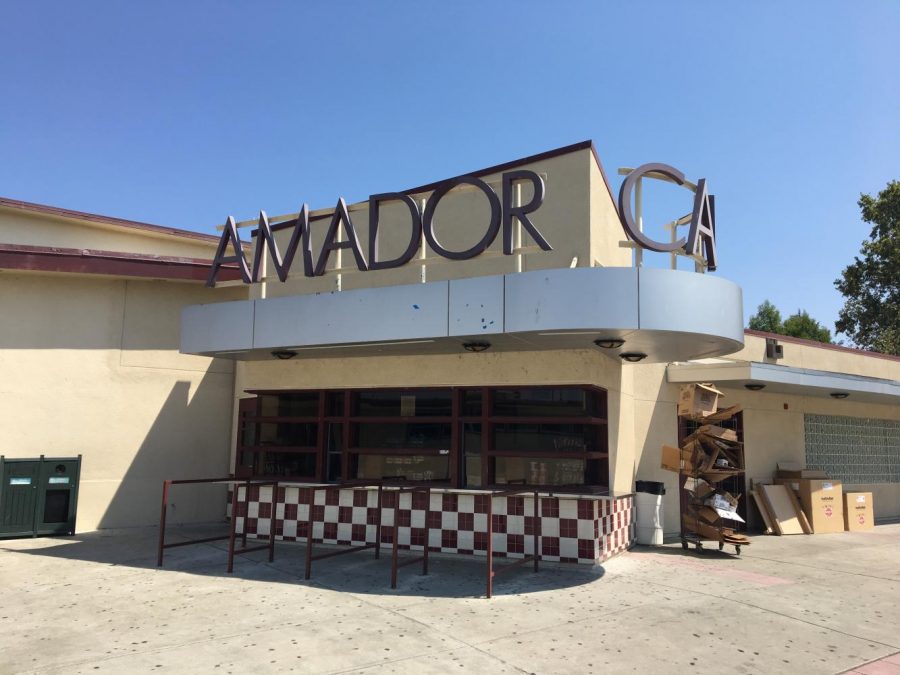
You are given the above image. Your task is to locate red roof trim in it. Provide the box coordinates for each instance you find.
[0,243,240,282]
[744,329,900,363]
[0,196,221,244]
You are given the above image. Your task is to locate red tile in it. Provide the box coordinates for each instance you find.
[284,503,298,520]
[441,530,458,549]
[442,493,458,512]
[508,497,524,515]
[312,505,325,522]
[412,491,429,510]
[524,516,537,536]
[541,536,560,557]
[474,531,488,551]
[577,499,594,519]
[457,512,474,531]
[559,518,578,538]
[491,514,507,534]
[338,506,353,523]
[248,485,260,501]
[474,494,490,513]
[541,498,559,517]
[258,503,272,519]
[297,522,309,538]
[380,529,393,544]
[323,522,337,540]
[351,524,367,542]
[410,527,426,547]
[353,490,368,507]
[298,488,311,504]
[577,538,595,559]
[366,507,380,525]
[382,492,397,508]
[427,511,442,529]
[246,518,258,535]
[277,486,286,502]
[325,488,340,506]
[507,534,524,553]
[397,509,411,527]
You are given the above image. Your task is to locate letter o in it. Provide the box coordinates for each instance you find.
[423,176,502,260]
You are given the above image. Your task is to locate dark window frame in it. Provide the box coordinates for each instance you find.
[237,385,608,491]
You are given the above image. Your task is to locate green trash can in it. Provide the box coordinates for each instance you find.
[0,455,81,538]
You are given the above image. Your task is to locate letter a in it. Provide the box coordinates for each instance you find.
[206,216,251,287]
[314,198,369,276]
[684,179,717,272]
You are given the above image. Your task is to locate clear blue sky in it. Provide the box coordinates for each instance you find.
[2,2,898,337]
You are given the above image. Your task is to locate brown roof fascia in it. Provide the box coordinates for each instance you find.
[744,328,900,363]
[0,196,222,245]
[260,139,617,236]
[0,243,241,283]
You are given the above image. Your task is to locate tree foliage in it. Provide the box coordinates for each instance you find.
[835,181,900,355]
[783,310,832,343]
[748,300,783,333]
[748,300,832,343]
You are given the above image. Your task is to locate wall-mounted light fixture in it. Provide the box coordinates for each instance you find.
[271,349,298,360]
[620,352,647,363]
[463,341,491,353]
[744,383,766,391]
[830,392,849,399]
[594,338,625,349]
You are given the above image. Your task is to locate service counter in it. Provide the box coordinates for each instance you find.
[234,484,634,564]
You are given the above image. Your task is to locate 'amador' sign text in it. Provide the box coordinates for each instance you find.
[206,162,717,287]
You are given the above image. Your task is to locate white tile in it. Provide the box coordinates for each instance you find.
[283,520,297,538]
[474,513,487,532]
[458,494,474,513]
[559,499,578,519]
[324,505,339,522]
[541,518,559,537]
[458,530,474,550]
[338,490,354,506]
[248,502,259,519]
[441,511,458,529]
[428,529,442,547]
[411,510,425,528]
[577,519,594,539]
[312,522,324,540]
[507,515,525,535]
[337,523,352,541]
[559,538,578,559]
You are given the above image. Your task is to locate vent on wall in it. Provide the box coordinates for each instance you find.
[765,337,783,360]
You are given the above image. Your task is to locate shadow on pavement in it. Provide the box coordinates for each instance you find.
[1,522,608,599]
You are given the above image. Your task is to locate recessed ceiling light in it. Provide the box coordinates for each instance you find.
[594,338,626,349]
[620,352,647,363]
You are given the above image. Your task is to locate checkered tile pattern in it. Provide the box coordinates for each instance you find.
[233,486,634,565]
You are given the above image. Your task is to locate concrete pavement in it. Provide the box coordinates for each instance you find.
[1,524,898,674]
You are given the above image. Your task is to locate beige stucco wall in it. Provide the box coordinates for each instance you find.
[0,271,243,532]
[0,206,220,260]
[248,147,630,299]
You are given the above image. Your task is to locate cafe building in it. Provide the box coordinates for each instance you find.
[2,140,898,562]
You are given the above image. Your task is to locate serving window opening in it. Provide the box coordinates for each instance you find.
[236,385,608,492]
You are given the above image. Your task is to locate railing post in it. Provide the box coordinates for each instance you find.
[533,490,540,572]
[157,480,171,567]
[304,487,315,580]
[423,487,430,576]
[375,484,383,560]
[486,492,494,599]
[227,482,239,573]
[241,480,250,549]
[269,481,278,563]
[391,489,399,589]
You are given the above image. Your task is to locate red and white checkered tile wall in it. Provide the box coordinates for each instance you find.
[233,486,633,564]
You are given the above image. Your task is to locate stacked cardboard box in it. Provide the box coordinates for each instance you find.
[753,462,859,534]
[664,385,750,553]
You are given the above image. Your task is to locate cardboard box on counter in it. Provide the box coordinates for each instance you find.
[677,383,723,420]
[844,492,874,531]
